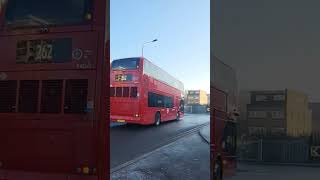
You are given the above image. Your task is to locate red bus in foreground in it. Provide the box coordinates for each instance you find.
[110,57,184,126]
[0,0,109,179]
[211,57,239,180]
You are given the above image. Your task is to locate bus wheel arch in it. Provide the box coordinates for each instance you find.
[154,111,161,126]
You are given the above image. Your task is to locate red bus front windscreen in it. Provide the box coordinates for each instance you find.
[111,58,140,70]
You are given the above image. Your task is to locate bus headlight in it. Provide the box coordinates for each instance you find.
[134,114,139,117]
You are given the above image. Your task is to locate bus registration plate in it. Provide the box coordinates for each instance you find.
[117,120,125,123]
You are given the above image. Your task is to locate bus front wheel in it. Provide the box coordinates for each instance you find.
[154,112,161,126]
[176,112,180,121]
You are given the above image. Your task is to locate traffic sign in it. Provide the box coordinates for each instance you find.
[311,146,320,157]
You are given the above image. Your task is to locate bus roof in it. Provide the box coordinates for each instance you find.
[142,58,184,92]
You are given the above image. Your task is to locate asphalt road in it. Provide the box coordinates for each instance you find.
[110,113,210,169]
[228,163,320,180]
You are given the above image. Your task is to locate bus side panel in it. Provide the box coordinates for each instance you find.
[143,75,182,123]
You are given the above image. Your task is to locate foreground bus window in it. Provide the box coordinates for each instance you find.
[110,57,185,126]
[0,0,109,179]
[6,0,92,28]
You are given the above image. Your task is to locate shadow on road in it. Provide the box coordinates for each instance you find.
[111,119,180,130]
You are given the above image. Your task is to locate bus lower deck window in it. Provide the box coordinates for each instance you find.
[116,87,122,97]
[110,87,115,97]
[123,87,129,97]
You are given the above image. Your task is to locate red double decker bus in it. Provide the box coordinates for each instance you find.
[211,57,239,180]
[0,0,109,179]
[110,57,184,126]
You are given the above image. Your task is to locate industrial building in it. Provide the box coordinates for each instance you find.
[186,90,208,105]
[185,90,208,113]
[246,89,312,137]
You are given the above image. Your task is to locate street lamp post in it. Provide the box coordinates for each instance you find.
[142,39,158,57]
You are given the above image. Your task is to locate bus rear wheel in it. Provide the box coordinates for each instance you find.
[154,112,161,126]
[214,160,222,180]
[176,112,180,121]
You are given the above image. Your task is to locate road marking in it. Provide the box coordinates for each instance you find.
[110,122,209,174]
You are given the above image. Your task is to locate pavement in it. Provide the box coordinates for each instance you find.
[109,116,320,179]
[237,160,320,168]
[110,114,210,180]
[199,124,210,144]
[227,163,320,180]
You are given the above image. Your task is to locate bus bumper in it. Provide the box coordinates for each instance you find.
[0,169,97,180]
[111,115,147,124]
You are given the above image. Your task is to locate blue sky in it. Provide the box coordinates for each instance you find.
[111,0,210,93]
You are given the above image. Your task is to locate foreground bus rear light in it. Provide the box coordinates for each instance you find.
[76,166,97,175]
[134,114,139,117]
[82,166,90,174]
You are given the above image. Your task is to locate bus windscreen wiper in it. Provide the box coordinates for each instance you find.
[7,15,52,28]
[27,15,52,26]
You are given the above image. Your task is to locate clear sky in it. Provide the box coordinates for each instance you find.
[111,0,210,93]
[214,0,320,102]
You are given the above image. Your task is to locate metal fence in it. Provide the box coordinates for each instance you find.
[310,132,320,161]
[240,138,310,163]
[184,105,208,114]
